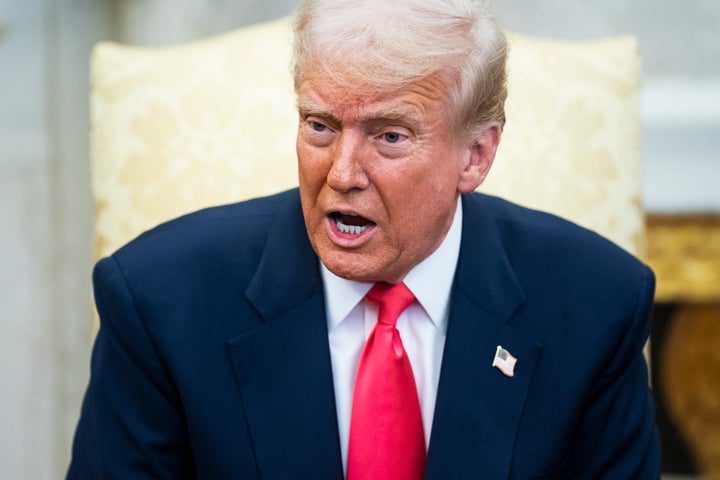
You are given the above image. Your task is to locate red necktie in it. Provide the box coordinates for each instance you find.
[347,282,426,480]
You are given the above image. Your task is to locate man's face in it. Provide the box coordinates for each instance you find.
[296,69,497,284]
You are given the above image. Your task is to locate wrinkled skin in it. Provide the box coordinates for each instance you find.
[296,71,500,283]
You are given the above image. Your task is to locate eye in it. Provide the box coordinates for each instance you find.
[302,118,335,147]
[310,121,328,132]
[377,130,409,146]
[383,132,402,143]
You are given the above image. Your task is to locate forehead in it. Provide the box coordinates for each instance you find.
[296,73,451,125]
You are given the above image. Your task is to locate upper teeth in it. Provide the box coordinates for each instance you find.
[336,218,368,235]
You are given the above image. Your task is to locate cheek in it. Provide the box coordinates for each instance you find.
[398,160,462,206]
[297,146,326,189]
[387,165,460,235]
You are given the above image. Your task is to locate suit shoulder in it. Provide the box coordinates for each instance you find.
[117,189,296,252]
[466,193,655,364]
[105,189,300,278]
[466,192,652,289]
[469,193,638,259]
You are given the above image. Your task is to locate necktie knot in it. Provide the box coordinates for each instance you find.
[365,282,415,328]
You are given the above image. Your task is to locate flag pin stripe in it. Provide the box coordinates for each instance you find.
[492,345,517,377]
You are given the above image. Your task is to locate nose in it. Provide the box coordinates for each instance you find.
[327,131,370,193]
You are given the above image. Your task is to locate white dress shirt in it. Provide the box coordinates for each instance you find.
[321,201,463,472]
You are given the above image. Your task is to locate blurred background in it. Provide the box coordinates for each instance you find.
[1,0,718,478]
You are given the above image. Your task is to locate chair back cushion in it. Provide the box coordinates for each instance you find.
[91,18,643,259]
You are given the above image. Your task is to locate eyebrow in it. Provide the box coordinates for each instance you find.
[297,97,424,126]
[297,98,332,119]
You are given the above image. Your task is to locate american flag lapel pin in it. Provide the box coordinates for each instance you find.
[492,345,517,377]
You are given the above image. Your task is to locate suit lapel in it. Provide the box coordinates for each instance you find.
[227,192,344,479]
[426,194,543,479]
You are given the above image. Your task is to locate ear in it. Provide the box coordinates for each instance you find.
[457,125,501,193]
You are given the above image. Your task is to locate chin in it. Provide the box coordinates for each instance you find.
[323,256,408,284]
[323,260,373,283]
[318,250,376,283]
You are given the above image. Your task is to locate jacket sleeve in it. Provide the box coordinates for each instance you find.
[566,265,661,479]
[67,256,194,479]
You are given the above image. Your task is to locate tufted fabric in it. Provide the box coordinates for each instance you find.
[90,18,643,260]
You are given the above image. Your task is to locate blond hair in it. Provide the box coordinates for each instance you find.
[292,0,508,139]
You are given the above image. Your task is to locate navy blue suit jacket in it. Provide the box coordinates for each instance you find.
[68,189,660,479]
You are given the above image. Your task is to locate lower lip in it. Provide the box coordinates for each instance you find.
[325,216,377,247]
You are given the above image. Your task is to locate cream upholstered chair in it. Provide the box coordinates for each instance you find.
[90,17,644,263]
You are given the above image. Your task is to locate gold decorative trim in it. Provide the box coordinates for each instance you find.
[646,215,720,303]
[660,304,720,479]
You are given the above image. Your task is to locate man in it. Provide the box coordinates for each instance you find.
[68,0,661,478]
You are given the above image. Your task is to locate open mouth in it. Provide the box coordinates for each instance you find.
[329,212,376,235]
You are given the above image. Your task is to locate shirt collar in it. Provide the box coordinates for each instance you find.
[321,200,462,334]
